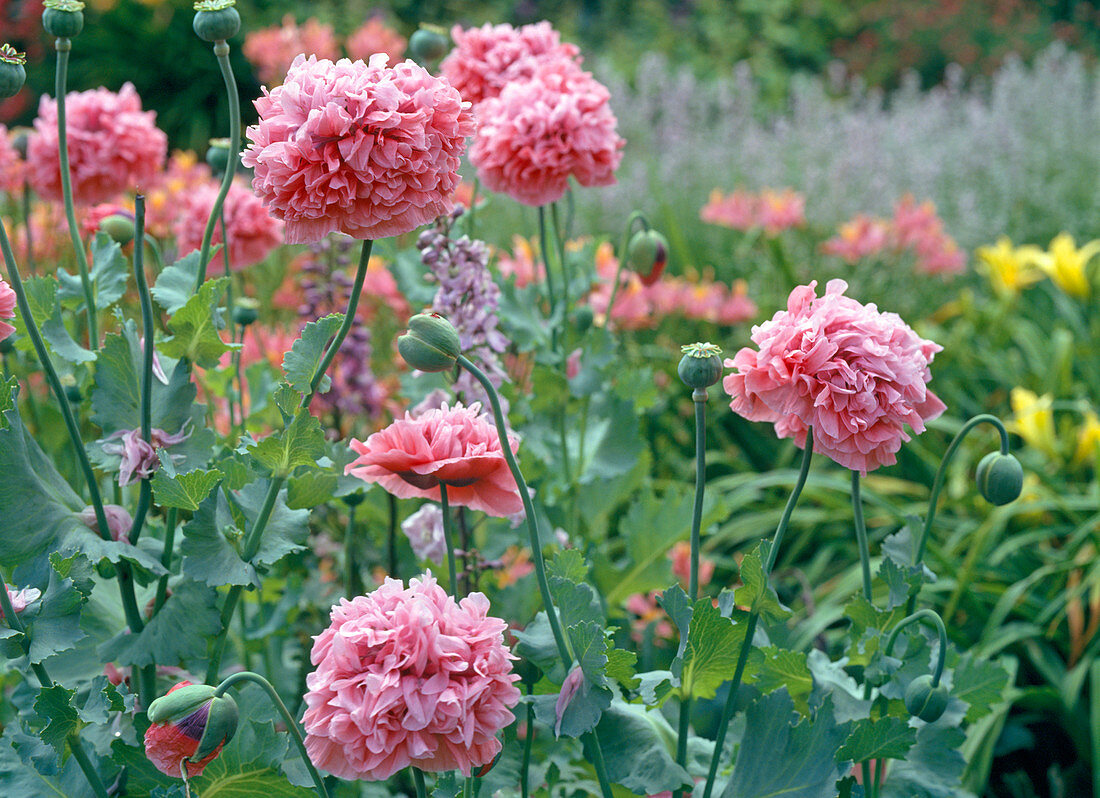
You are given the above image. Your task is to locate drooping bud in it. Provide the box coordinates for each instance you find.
[398,312,461,372]
[409,25,449,63]
[903,674,949,723]
[975,451,1023,506]
[678,342,723,390]
[145,681,238,778]
[0,45,27,100]
[231,297,259,327]
[99,214,136,246]
[627,229,669,287]
[42,0,85,38]
[193,0,241,43]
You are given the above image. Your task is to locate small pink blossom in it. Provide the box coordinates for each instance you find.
[101,425,192,486]
[243,15,340,85]
[566,348,582,380]
[400,503,446,565]
[0,125,24,195]
[243,54,475,244]
[345,18,407,64]
[700,189,757,231]
[669,540,714,590]
[27,84,167,205]
[1,584,41,617]
[756,188,806,235]
[0,276,15,341]
[346,402,522,517]
[78,504,134,543]
[302,574,521,780]
[822,215,891,263]
[175,179,283,270]
[469,57,624,207]
[441,21,581,106]
[723,279,946,474]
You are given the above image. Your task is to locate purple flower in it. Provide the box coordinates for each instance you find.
[101,425,191,486]
[78,504,134,543]
[400,503,446,565]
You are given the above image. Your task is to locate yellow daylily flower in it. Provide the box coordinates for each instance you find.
[975,237,1044,298]
[1074,410,1100,466]
[1010,387,1059,459]
[1034,232,1100,299]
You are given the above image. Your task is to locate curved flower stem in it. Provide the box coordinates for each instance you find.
[412,768,428,798]
[851,471,873,602]
[388,493,399,578]
[194,41,240,291]
[465,775,475,798]
[206,476,286,683]
[300,239,373,410]
[129,196,155,546]
[212,671,331,798]
[605,211,647,325]
[907,414,1010,614]
[53,39,97,349]
[701,430,815,798]
[153,507,178,614]
[884,609,948,686]
[537,206,558,318]
[440,483,459,595]
[456,354,615,798]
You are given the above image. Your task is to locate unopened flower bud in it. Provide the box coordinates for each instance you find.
[398,312,461,372]
[192,0,241,43]
[409,26,449,63]
[145,681,238,778]
[42,0,85,38]
[205,137,232,176]
[0,45,27,100]
[975,451,1023,506]
[903,674,949,723]
[100,214,135,245]
[231,297,259,327]
[78,504,134,543]
[678,342,723,390]
[627,229,669,287]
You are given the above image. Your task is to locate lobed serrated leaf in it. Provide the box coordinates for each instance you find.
[98,582,221,667]
[248,411,326,476]
[33,686,78,760]
[26,555,87,664]
[744,646,814,714]
[152,467,223,511]
[282,314,343,394]
[160,278,234,368]
[58,233,129,310]
[837,716,917,763]
[952,654,1010,723]
[734,543,790,622]
[595,701,692,795]
[151,250,203,314]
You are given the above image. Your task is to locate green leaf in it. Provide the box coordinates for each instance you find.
[549,575,602,631]
[16,276,95,364]
[878,557,924,611]
[33,686,78,760]
[578,397,644,485]
[605,648,640,690]
[513,612,562,679]
[658,584,692,667]
[41,315,96,364]
[58,233,129,310]
[952,654,1010,723]
[497,280,550,351]
[547,549,589,583]
[152,467,223,511]
[744,646,814,714]
[282,314,343,394]
[160,277,234,368]
[881,725,968,798]
[594,700,691,795]
[237,479,310,569]
[680,598,746,701]
[734,543,790,622]
[98,582,221,667]
[26,554,87,664]
[723,691,850,798]
[151,250,203,314]
[247,411,325,476]
[180,489,253,587]
[837,716,917,763]
[286,472,337,509]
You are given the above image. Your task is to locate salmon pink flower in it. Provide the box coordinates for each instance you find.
[243,14,339,85]
[724,279,946,474]
[345,17,407,64]
[756,188,805,235]
[346,402,522,517]
[175,179,283,270]
[700,189,758,231]
[441,21,581,106]
[0,276,15,341]
[27,83,167,205]
[0,125,24,194]
[469,57,623,207]
[302,574,521,780]
[144,681,237,779]
[822,215,890,263]
[243,54,475,244]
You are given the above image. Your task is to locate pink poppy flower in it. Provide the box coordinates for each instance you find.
[0,125,24,195]
[302,574,521,780]
[756,188,805,235]
[144,681,230,779]
[345,18,407,64]
[144,151,213,239]
[101,425,192,486]
[700,189,758,231]
[469,57,624,207]
[0,276,15,341]
[346,402,522,517]
[77,504,134,543]
[242,54,474,244]
[174,179,283,270]
[441,21,581,106]
[822,215,891,263]
[723,279,946,474]
[26,83,167,205]
[243,15,340,85]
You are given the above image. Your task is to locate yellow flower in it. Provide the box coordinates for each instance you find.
[1074,411,1100,466]
[975,237,1043,298]
[1010,388,1058,459]
[1034,232,1100,299]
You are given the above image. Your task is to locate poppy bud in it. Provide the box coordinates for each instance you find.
[409,26,449,63]
[903,674,949,723]
[627,229,669,287]
[0,45,27,100]
[398,313,461,372]
[100,214,135,246]
[192,0,241,43]
[975,451,1023,506]
[42,0,84,38]
[231,297,259,327]
[145,681,238,778]
[678,342,723,390]
[205,137,232,176]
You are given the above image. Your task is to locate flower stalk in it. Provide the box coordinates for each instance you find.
[440,483,459,594]
[852,471,873,601]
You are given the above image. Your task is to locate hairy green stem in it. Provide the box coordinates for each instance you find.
[213,671,331,798]
[884,609,948,686]
[153,507,178,614]
[344,505,359,597]
[20,182,34,274]
[550,202,570,310]
[852,471,873,602]
[53,40,97,348]
[388,493,398,578]
[520,684,534,798]
[129,196,155,545]
[537,206,558,316]
[195,41,240,291]
[440,483,459,594]
[702,430,815,798]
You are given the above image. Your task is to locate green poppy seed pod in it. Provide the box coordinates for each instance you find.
[398,313,461,372]
[231,297,259,327]
[569,305,594,334]
[192,0,240,42]
[678,342,724,390]
[976,451,1023,506]
[42,1,85,38]
[205,138,232,175]
[409,27,449,63]
[100,214,135,245]
[904,674,949,723]
[147,682,239,761]
[627,229,669,287]
[0,45,27,100]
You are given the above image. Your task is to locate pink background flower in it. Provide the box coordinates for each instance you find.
[346,18,407,64]
[723,279,946,474]
[0,125,24,195]
[0,276,16,341]
[302,575,521,780]
[27,83,167,205]
[243,54,474,243]
[469,57,623,207]
[174,179,283,270]
[346,402,523,517]
[243,15,340,85]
